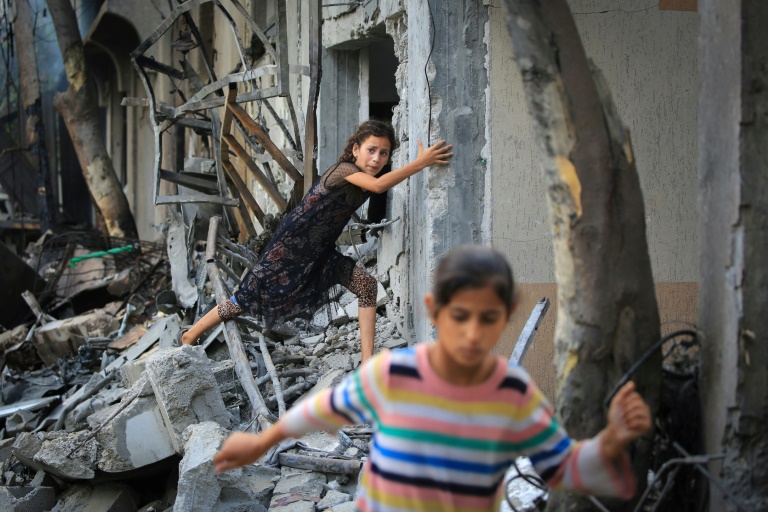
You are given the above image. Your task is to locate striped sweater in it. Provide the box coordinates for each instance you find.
[279,344,636,511]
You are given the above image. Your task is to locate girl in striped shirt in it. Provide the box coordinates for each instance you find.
[214,245,651,511]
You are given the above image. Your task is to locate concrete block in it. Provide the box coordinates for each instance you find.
[174,422,278,512]
[304,369,346,402]
[119,359,147,388]
[0,485,56,512]
[95,377,175,472]
[376,283,389,307]
[338,292,357,307]
[33,310,117,366]
[51,483,138,512]
[144,346,230,453]
[13,430,98,480]
[344,299,359,320]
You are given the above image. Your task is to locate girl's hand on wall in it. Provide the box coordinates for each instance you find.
[601,381,652,460]
[415,139,454,169]
[214,432,271,472]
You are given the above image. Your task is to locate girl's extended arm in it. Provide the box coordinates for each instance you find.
[214,424,288,472]
[344,140,453,194]
[214,352,389,472]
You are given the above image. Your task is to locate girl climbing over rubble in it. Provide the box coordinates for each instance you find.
[213,245,652,511]
[179,119,452,364]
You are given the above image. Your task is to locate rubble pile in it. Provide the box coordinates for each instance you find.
[0,226,408,511]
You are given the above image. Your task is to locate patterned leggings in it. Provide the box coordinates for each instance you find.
[216,266,377,321]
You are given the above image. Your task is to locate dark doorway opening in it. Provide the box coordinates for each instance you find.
[368,38,399,124]
[366,38,399,223]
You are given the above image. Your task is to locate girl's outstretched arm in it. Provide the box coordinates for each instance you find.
[601,381,652,460]
[214,425,288,472]
[344,140,453,194]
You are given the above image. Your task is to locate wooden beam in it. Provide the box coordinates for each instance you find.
[303,0,322,194]
[224,134,287,210]
[222,161,265,225]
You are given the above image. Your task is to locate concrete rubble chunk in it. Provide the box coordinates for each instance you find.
[383,337,407,350]
[376,282,389,307]
[327,501,357,512]
[0,485,56,512]
[318,489,352,511]
[175,422,279,512]
[144,346,231,453]
[95,376,176,473]
[51,483,138,512]
[269,468,326,511]
[33,309,117,366]
[13,430,98,480]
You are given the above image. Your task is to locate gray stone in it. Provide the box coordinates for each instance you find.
[174,422,278,512]
[312,342,328,356]
[318,489,352,511]
[383,337,407,350]
[13,430,98,480]
[95,377,175,472]
[301,334,324,346]
[0,485,56,512]
[327,501,358,512]
[51,483,138,512]
[0,436,15,464]
[270,501,315,512]
[324,353,352,372]
[145,346,230,453]
[338,292,357,307]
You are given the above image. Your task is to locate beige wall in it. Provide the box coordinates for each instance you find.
[496,282,698,403]
[488,1,700,398]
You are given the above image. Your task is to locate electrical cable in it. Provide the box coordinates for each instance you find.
[424,0,435,146]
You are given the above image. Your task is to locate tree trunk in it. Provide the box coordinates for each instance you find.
[47,0,138,239]
[13,0,57,231]
[499,1,660,510]
[699,1,768,510]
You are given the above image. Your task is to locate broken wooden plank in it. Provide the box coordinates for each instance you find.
[228,101,303,182]
[155,194,239,206]
[258,333,285,416]
[206,216,272,431]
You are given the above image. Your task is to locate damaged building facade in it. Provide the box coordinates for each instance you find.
[67,0,698,397]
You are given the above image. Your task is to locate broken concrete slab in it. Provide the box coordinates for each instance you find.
[33,309,117,366]
[144,346,230,453]
[383,337,407,350]
[51,483,138,512]
[13,430,98,480]
[0,485,56,512]
[269,468,326,511]
[175,422,278,512]
[376,282,388,307]
[326,501,357,512]
[95,376,176,473]
[106,315,180,372]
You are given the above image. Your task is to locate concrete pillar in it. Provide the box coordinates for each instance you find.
[405,0,490,341]
[699,0,768,510]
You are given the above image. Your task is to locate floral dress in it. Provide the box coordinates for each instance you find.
[233,161,372,325]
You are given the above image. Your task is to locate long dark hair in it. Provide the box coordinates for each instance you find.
[432,245,516,312]
[339,119,398,162]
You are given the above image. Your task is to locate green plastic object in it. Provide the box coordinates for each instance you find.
[69,244,136,268]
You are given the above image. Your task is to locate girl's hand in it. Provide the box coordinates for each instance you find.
[601,381,652,460]
[214,432,270,472]
[416,140,454,169]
